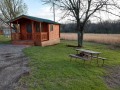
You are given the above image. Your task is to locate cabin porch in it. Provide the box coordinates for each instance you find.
[11,32,49,45]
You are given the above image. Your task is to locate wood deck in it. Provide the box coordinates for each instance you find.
[12,40,34,46]
[12,39,60,46]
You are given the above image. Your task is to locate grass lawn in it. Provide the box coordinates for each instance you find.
[0,35,11,44]
[20,40,120,90]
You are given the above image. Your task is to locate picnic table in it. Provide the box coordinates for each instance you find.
[69,49,106,66]
[76,49,101,55]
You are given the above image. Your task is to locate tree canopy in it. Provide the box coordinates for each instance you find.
[0,0,27,21]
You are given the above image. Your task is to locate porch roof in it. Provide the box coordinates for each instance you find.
[9,15,60,25]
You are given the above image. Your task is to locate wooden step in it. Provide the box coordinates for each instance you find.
[12,40,34,46]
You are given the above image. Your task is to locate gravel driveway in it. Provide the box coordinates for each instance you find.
[0,44,29,90]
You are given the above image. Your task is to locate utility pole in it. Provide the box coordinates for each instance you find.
[53,2,55,21]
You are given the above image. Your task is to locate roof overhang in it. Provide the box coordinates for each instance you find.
[9,15,61,25]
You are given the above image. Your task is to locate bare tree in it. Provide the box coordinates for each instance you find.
[0,0,27,23]
[41,0,120,47]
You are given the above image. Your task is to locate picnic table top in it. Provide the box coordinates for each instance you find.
[76,49,101,54]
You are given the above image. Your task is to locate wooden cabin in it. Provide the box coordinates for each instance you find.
[9,15,60,46]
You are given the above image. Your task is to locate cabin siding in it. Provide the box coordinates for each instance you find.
[40,24,60,46]
[49,24,60,40]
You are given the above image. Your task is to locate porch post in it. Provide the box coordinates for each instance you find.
[16,20,20,40]
[40,22,41,32]
[32,21,35,40]
[17,21,18,32]
[10,23,12,40]
[47,24,50,40]
[40,22,42,41]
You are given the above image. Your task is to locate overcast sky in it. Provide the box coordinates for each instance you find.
[24,0,120,23]
[24,0,59,21]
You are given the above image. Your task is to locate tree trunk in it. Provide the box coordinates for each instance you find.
[77,19,84,47]
[78,30,83,47]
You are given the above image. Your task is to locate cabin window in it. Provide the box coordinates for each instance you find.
[50,24,53,31]
[36,23,40,32]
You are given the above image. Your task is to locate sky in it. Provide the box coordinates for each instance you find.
[24,0,61,21]
[24,0,120,23]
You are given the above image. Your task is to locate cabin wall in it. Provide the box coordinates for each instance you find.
[49,24,60,40]
[41,24,60,46]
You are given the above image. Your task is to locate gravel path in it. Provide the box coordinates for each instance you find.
[0,44,29,90]
[104,65,120,89]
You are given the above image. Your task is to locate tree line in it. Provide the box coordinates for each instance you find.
[61,20,120,34]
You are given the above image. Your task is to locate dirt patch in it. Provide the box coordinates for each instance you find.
[0,44,30,90]
[104,65,120,89]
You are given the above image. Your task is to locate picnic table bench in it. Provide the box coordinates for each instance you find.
[69,49,107,66]
[69,54,91,64]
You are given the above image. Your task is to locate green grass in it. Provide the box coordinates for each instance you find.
[0,35,11,44]
[20,40,120,90]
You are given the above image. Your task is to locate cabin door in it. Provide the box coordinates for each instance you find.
[26,23,32,40]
